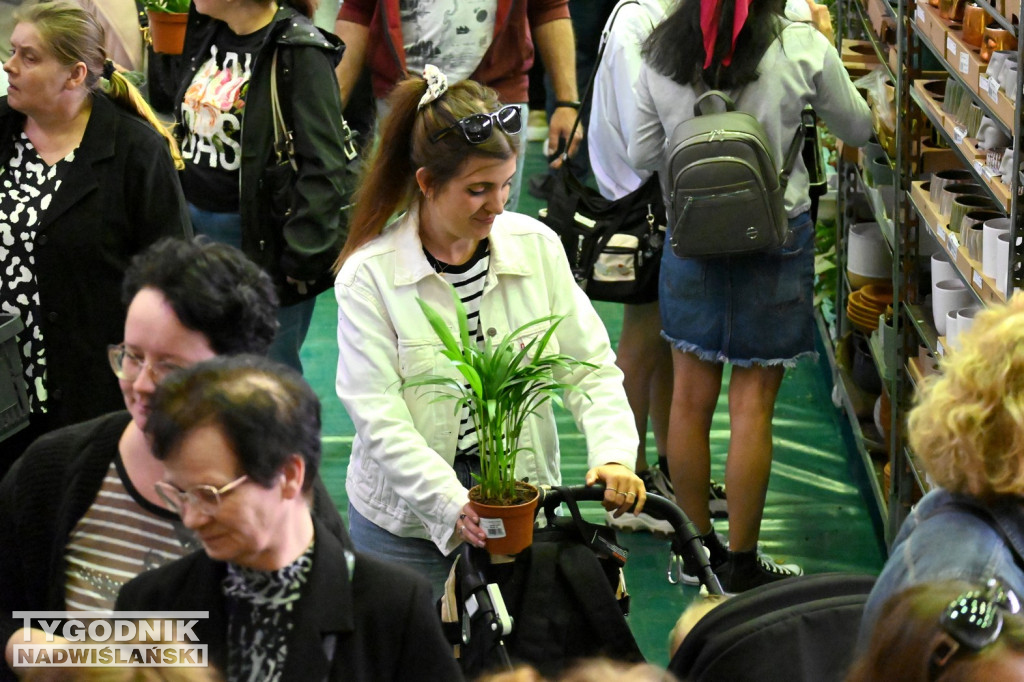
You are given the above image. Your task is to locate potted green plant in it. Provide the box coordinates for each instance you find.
[141,0,191,55]
[403,288,594,554]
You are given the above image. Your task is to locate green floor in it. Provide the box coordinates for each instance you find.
[301,142,887,668]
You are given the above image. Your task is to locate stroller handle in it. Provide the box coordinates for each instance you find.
[536,483,723,595]
[538,484,700,541]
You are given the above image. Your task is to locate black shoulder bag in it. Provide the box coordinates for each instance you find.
[538,1,667,305]
[267,46,360,300]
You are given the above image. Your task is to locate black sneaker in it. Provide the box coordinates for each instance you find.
[639,466,675,501]
[715,550,803,594]
[709,479,728,518]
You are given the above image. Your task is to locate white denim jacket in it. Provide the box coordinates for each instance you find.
[335,207,638,555]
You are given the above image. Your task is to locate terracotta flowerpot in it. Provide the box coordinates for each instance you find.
[147,10,188,55]
[468,480,539,555]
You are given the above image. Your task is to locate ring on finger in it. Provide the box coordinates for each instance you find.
[615,490,626,496]
[626,491,636,498]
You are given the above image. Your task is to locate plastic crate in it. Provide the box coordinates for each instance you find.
[0,313,30,443]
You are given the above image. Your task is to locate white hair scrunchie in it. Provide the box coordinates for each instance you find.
[418,64,449,110]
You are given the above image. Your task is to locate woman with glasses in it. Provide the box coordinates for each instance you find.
[0,1,190,472]
[334,69,644,597]
[0,239,347,676]
[857,294,1024,652]
[849,580,1024,681]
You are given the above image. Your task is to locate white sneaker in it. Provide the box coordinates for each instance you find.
[605,510,674,536]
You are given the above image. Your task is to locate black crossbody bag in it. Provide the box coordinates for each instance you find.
[538,1,667,305]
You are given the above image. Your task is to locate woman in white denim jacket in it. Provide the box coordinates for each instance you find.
[333,70,644,597]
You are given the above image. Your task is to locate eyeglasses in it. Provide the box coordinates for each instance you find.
[429,105,523,144]
[930,579,1021,678]
[154,474,250,516]
[108,344,184,383]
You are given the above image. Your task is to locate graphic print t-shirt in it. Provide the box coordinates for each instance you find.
[401,0,496,82]
[180,25,270,212]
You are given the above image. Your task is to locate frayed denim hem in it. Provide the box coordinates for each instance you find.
[661,331,818,369]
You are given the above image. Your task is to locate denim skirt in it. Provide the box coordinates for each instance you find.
[659,213,817,367]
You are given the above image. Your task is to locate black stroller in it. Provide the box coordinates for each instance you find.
[441,484,723,677]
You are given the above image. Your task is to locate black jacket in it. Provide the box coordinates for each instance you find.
[175,5,348,305]
[0,411,351,682]
[116,518,463,681]
[0,95,191,426]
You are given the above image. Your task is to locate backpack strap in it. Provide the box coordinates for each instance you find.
[780,123,805,188]
[559,0,642,163]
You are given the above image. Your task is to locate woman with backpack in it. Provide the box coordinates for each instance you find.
[628,0,871,592]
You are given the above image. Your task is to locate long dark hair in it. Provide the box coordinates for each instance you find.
[643,0,786,90]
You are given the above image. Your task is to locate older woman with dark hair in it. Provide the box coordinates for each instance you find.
[0,239,347,680]
[117,356,462,681]
[0,1,190,469]
[857,294,1024,651]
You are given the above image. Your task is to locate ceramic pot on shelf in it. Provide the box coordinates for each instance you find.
[962,3,987,46]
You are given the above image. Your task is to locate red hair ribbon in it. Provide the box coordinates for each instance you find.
[701,0,755,69]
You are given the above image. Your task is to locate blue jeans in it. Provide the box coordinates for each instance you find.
[187,204,315,373]
[659,213,817,367]
[348,504,454,602]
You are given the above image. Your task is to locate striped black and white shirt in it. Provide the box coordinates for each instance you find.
[425,239,490,460]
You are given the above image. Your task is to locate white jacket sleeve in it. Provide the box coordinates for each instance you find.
[336,272,468,553]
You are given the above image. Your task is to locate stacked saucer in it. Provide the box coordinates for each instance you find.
[847,284,893,333]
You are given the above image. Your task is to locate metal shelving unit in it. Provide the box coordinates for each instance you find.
[833,0,1024,544]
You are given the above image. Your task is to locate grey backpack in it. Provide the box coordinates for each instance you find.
[667,90,803,258]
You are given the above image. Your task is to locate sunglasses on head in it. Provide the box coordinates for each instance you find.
[429,105,523,144]
[929,579,1021,679]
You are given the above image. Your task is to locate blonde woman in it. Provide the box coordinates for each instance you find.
[857,293,1024,650]
[0,1,190,471]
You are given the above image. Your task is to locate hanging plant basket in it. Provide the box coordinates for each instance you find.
[468,480,539,555]
[146,10,188,55]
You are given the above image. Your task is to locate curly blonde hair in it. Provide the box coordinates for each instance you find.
[908,293,1024,499]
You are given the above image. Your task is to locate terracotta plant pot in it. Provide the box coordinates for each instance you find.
[468,480,540,555]
[147,10,188,55]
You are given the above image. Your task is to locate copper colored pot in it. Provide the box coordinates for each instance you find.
[982,25,1018,62]
[939,0,967,20]
[962,4,987,47]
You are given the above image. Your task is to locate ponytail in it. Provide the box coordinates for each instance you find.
[333,76,515,272]
[105,71,184,170]
[333,80,423,270]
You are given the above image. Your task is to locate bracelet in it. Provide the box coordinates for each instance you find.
[554,100,581,110]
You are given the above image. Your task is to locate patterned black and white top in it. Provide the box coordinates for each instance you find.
[425,239,490,462]
[223,541,315,682]
[0,132,75,413]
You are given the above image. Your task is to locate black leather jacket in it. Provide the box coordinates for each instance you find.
[175,4,347,304]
